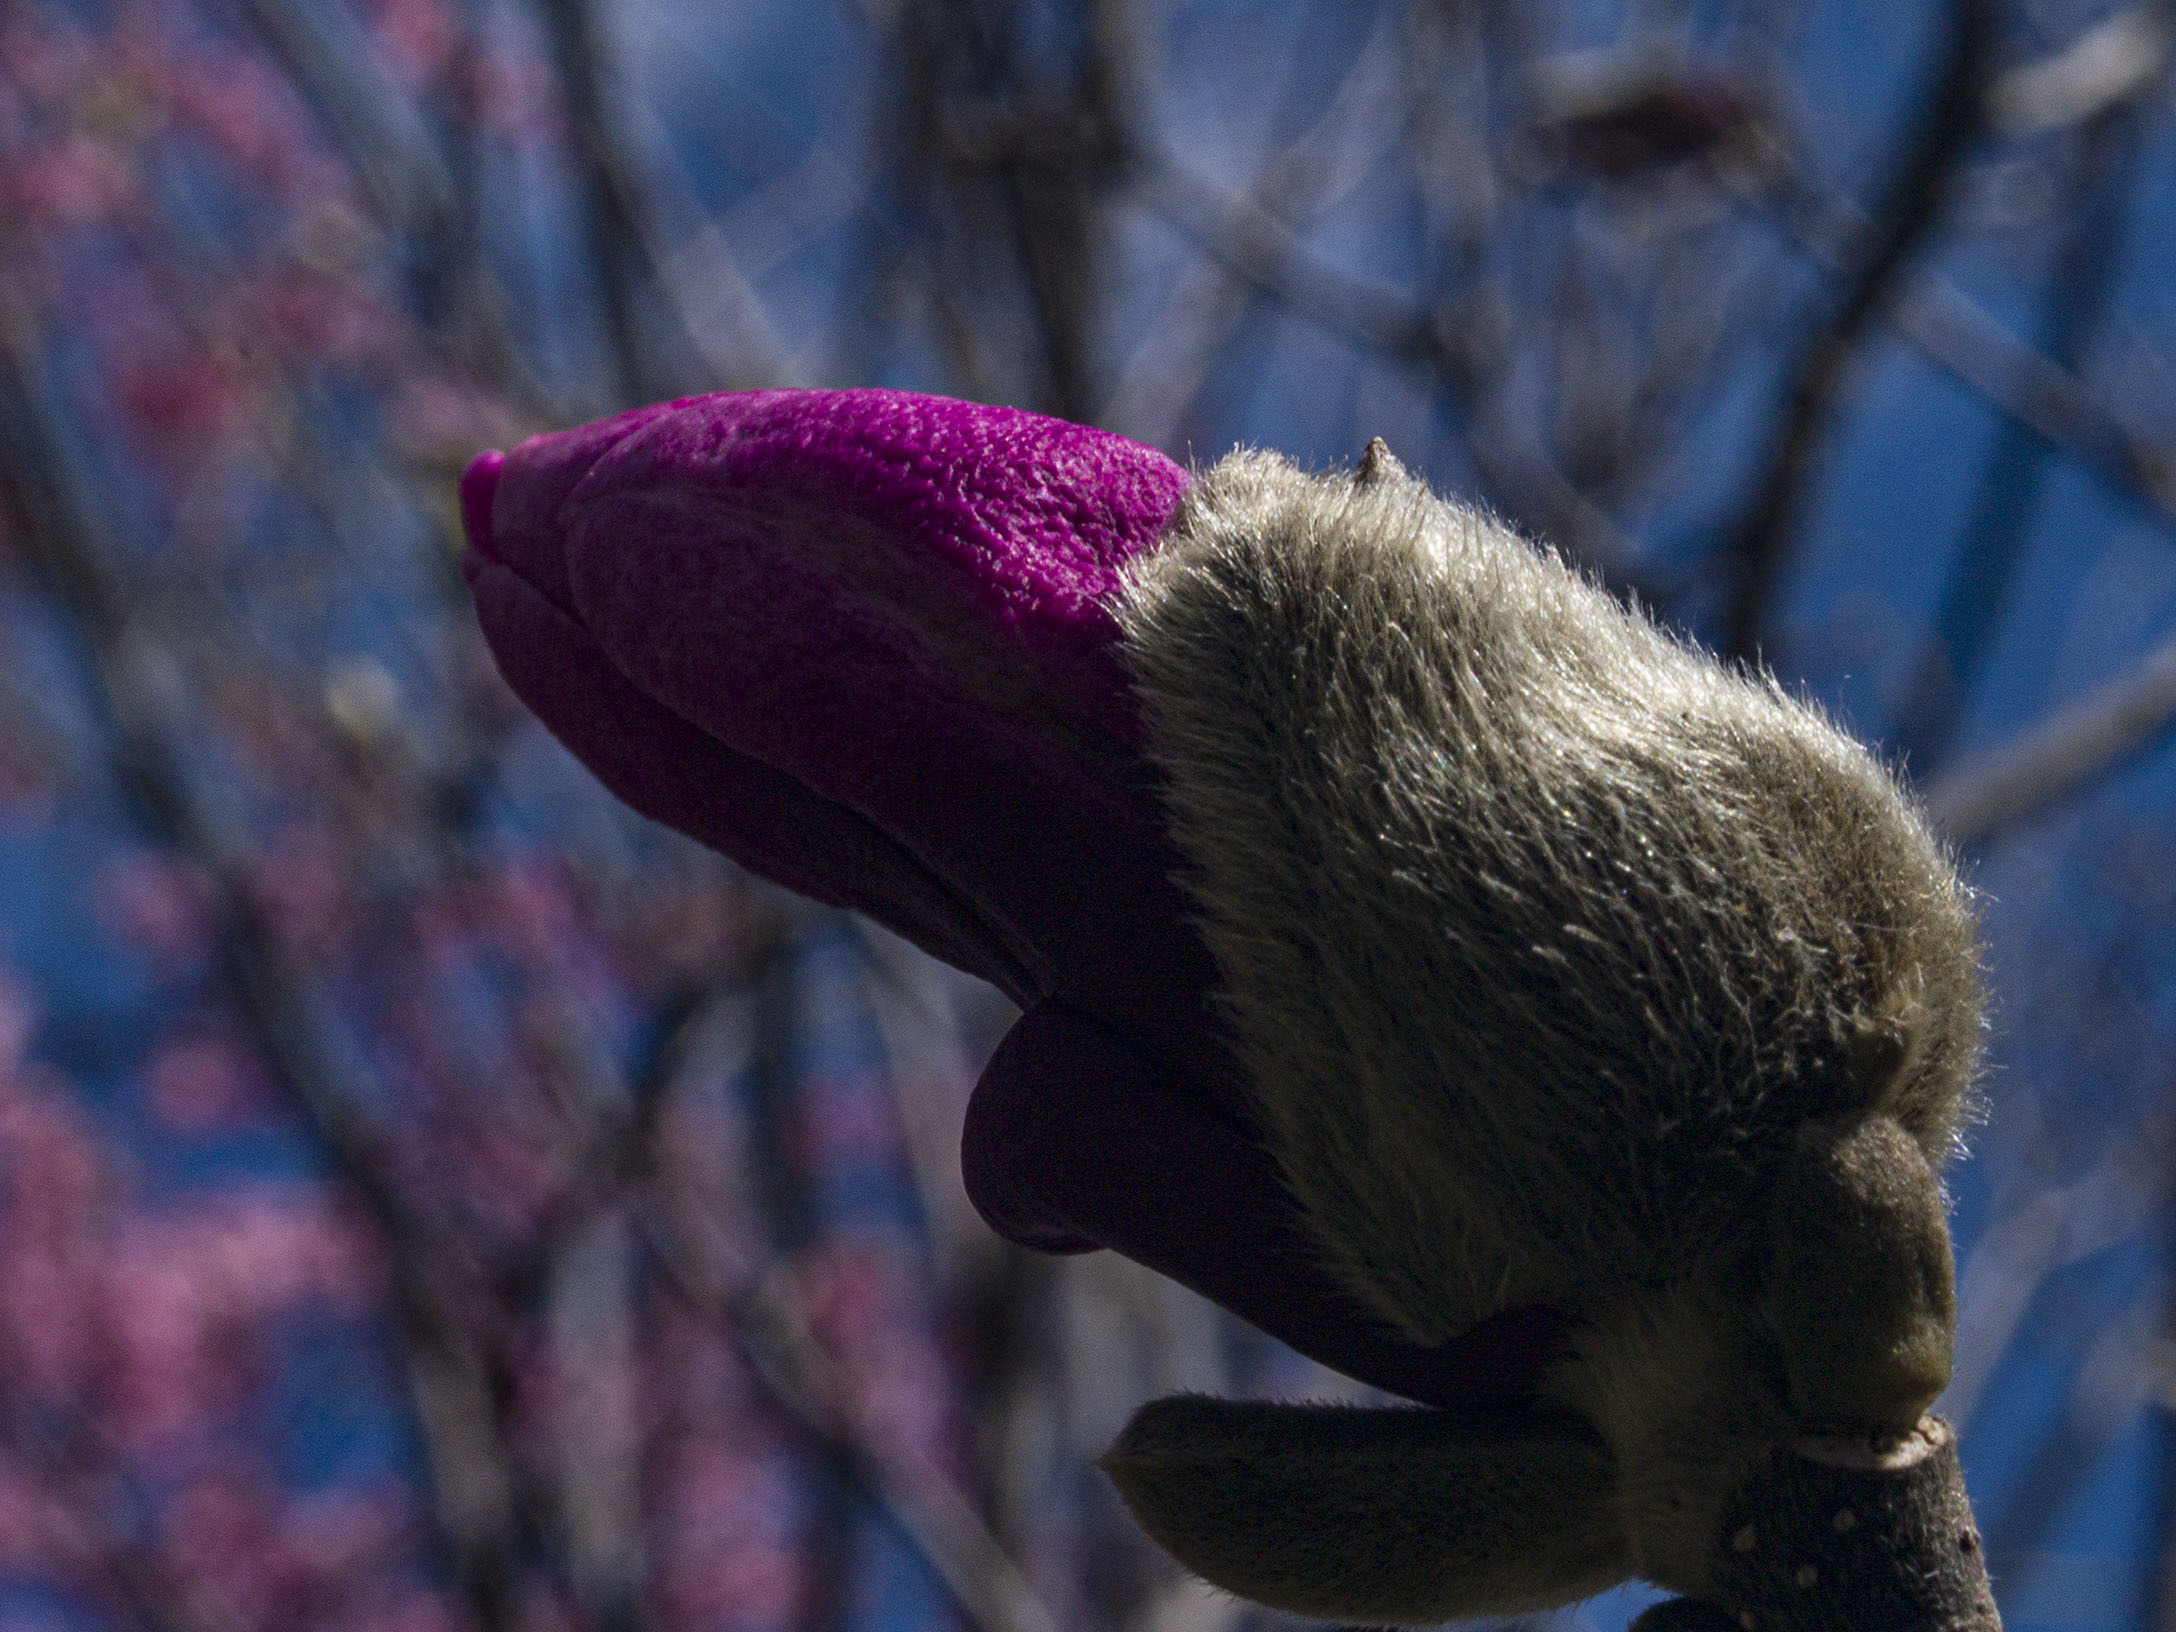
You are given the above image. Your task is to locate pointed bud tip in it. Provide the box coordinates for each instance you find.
[460,449,506,558]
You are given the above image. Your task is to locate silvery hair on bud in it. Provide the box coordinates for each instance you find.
[1107,444,1992,1620]
[1117,442,1984,1350]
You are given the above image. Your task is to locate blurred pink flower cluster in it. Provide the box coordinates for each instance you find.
[0,614,987,1632]
[4,815,988,1632]
[0,966,444,1629]
[0,3,1009,1628]
[0,0,556,502]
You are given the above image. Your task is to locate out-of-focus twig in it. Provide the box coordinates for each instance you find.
[1892,113,2143,774]
[1099,6,1402,445]
[741,925,857,1632]
[1135,157,1440,363]
[527,0,648,406]
[1944,1112,2175,1433]
[851,922,1006,1291]
[1987,5,2175,136]
[2159,1416,2176,1632]
[613,95,803,391]
[0,283,527,1632]
[1135,36,2174,609]
[639,1211,1066,1632]
[1771,130,2176,538]
[625,909,1063,1632]
[902,0,1132,422]
[1720,0,1994,661]
[528,0,765,406]
[551,1211,646,1632]
[228,0,454,244]
[1137,152,1659,579]
[1920,624,2176,843]
[1887,275,2176,521]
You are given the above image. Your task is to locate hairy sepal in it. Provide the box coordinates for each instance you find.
[1116,449,1985,1346]
[1100,1394,1628,1624]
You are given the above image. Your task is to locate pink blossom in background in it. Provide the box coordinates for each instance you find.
[792,1071,905,1173]
[368,0,459,91]
[95,851,216,972]
[4,130,134,227]
[253,263,397,370]
[103,1216,260,1453]
[795,1242,962,1478]
[112,340,263,453]
[0,1083,105,1405]
[0,17,95,116]
[0,1077,106,1263]
[461,21,561,146]
[386,379,529,468]
[279,1485,411,1587]
[161,1468,300,1632]
[146,1034,274,1131]
[249,826,355,958]
[0,727,54,817]
[650,1441,810,1631]
[0,1454,78,1576]
[0,972,33,1070]
[168,40,326,197]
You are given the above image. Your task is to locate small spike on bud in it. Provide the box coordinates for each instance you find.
[1355,437,1406,486]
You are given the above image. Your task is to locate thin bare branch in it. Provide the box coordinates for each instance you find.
[526,0,647,405]
[617,95,805,390]
[905,0,1134,420]
[527,0,783,406]
[227,0,454,239]
[1098,9,1403,442]
[0,284,527,1632]
[1133,157,1440,363]
[1893,278,2176,519]
[640,1214,1067,1632]
[1721,0,1995,661]
[1944,1113,2175,1431]
[1920,625,2176,843]
[1777,170,2176,534]
[1141,91,2176,609]
[1892,112,2145,774]
[851,923,1008,1291]
[1141,150,1667,585]
[1988,5,2175,136]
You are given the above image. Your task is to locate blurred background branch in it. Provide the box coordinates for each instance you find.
[1718,0,1994,661]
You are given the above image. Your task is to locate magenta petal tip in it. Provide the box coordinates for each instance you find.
[459,449,506,557]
